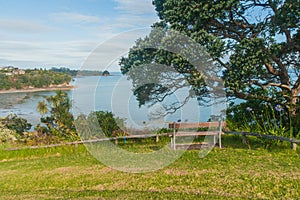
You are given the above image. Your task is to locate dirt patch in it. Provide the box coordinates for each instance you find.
[164,168,215,176]
[49,165,114,176]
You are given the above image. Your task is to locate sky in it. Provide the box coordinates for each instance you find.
[0,0,159,71]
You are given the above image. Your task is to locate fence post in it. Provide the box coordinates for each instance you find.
[291,142,297,151]
[242,133,247,145]
[156,134,159,142]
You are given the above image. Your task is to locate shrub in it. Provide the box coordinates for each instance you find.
[227,100,299,148]
[76,111,126,138]
[1,114,32,135]
[0,123,17,144]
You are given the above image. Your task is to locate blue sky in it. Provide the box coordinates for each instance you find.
[0,0,159,70]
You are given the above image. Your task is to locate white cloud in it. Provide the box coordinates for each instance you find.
[0,29,151,70]
[0,19,54,33]
[51,12,101,24]
[114,0,156,14]
[83,28,152,71]
[96,0,159,32]
[0,1,159,70]
[0,40,99,68]
[115,14,158,28]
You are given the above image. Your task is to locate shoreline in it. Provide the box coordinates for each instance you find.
[0,86,77,94]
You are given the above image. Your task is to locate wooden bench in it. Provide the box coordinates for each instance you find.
[168,121,226,150]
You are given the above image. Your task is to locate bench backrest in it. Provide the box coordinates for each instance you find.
[168,121,226,129]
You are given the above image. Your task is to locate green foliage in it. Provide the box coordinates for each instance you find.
[0,122,17,144]
[120,28,215,110]
[50,67,110,77]
[0,68,72,90]
[227,100,300,146]
[102,70,110,76]
[120,0,300,129]
[90,111,125,137]
[50,67,78,76]
[157,127,172,134]
[0,114,31,136]
[37,91,78,141]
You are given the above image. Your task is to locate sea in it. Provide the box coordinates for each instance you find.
[0,72,226,130]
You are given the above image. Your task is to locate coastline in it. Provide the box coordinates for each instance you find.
[0,85,77,94]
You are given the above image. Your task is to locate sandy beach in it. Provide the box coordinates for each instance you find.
[0,85,76,94]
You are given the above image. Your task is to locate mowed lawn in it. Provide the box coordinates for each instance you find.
[0,135,299,199]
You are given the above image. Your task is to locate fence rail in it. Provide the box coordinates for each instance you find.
[5,133,170,151]
[4,130,300,151]
[225,131,300,150]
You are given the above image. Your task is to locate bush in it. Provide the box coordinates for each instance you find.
[92,111,126,137]
[0,123,17,144]
[75,111,126,138]
[0,114,31,136]
[227,100,299,148]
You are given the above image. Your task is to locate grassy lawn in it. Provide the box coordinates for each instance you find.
[0,135,299,199]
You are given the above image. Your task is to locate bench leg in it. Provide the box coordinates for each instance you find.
[213,135,216,145]
[170,137,176,150]
[218,121,222,148]
[173,136,176,150]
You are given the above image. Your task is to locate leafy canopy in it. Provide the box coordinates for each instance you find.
[120,0,299,131]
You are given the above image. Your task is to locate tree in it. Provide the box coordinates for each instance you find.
[120,28,223,114]
[102,70,110,76]
[37,91,78,140]
[120,0,300,136]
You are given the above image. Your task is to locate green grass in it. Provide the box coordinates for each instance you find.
[0,135,299,199]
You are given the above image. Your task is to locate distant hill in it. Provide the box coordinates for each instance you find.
[50,67,107,77]
[0,66,113,91]
[0,67,72,91]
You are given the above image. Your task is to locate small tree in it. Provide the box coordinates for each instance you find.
[37,91,78,141]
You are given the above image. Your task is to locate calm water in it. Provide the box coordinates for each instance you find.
[0,73,225,129]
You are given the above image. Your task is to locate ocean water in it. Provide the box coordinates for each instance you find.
[0,73,226,129]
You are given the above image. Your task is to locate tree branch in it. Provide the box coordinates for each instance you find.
[264,60,281,76]
[211,19,245,41]
[292,76,300,100]
[264,82,291,91]
[234,91,273,102]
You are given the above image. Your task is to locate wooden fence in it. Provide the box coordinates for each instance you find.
[5,126,300,151]
[5,133,169,151]
[225,131,300,150]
